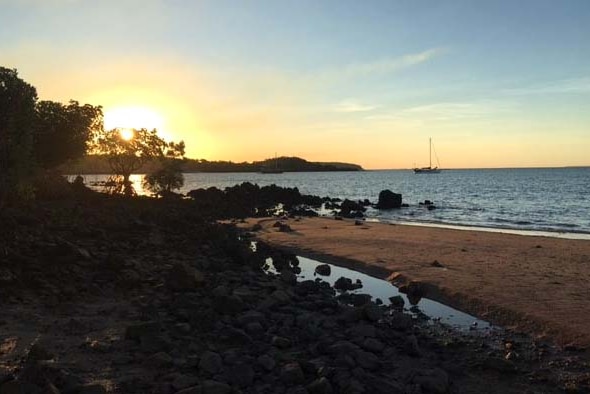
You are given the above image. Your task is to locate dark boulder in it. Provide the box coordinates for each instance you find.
[278,223,293,232]
[314,264,331,276]
[334,276,363,291]
[388,295,405,311]
[339,199,366,218]
[375,190,402,209]
[166,263,205,291]
[399,281,426,305]
[290,207,319,217]
[281,362,305,385]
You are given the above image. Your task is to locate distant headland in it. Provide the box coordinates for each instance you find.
[60,155,364,174]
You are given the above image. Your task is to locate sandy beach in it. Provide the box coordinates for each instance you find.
[247,216,590,346]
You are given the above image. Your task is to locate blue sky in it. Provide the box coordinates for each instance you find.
[2,0,589,168]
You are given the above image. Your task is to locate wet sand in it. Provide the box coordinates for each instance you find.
[247,217,590,346]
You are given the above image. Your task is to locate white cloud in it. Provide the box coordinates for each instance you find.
[333,100,377,113]
[403,102,496,120]
[366,100,515,122]
[341,48,446,77]
[308,47,447,84]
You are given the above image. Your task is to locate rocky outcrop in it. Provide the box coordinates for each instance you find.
[375,190,402,209]
[187,183,324,219]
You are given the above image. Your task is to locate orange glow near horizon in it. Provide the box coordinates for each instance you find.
[95,92,212,158]
[104,106,165,133]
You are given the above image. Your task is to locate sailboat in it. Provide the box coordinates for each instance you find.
[413,138,441,174]
[260,154,283,174]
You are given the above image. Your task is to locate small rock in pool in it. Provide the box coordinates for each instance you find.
[314,264,331,276]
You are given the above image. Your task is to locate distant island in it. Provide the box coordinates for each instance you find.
[60,155,363,174]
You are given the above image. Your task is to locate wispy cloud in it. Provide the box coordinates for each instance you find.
[505,77,590,96]
[342,48,446,77]
[402,102,498,120]
[310,47,447,83]
[367,100,514,122]
[333,99,377,113]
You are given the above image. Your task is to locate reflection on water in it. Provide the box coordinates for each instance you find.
[74,174,148,196]
[284,255,492,331]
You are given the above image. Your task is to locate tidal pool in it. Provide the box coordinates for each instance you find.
[271,254,493,331]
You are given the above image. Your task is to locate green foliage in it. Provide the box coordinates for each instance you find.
[93,128,185,196]
[34,100,103,169]
[0,67,38,203]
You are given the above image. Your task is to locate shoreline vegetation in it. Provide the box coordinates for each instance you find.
[1,180,590,392]
[59,155,364,174]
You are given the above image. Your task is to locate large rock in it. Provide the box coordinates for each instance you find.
[355,351,381,371]
[375,190,402,209]
[27,343,54,361]
[125,321,161,342]
[177,381,232,394]
[281,362,305,385]
[257,354,276,371]
[412,368,450,394]
[166,263,205,291]
[0,381,43,394]
[199,351,223,374]
[202,380,231,394]
[227,363,255,387]
[339,199,366,218]
[172,375,200,391]
[144,352,173,368]
[280,269,297,285]
[307,377,333,394]
[213,295,246,315]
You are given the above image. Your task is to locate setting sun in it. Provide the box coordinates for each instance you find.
[104,106,165,134]
[119,128,134,141]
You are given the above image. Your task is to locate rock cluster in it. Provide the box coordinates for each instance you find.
[186,183,324,219]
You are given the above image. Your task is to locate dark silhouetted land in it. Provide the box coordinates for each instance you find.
[60,155,363,174]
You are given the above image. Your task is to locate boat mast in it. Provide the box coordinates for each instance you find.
[429,138,432,168]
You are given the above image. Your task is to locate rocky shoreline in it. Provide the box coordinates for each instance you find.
[1,189,589,393]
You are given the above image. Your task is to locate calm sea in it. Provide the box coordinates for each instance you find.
[80,168,590,238]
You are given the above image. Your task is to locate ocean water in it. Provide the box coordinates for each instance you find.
[80,167,590,237]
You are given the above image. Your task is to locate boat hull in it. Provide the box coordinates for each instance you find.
[414,168,441,174]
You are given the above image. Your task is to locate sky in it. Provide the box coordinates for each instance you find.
[1,0,589,169]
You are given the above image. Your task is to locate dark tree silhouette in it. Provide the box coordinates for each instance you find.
[143,158,185,197]
[143,140,186,197]
[0,67,38,202]
[93,128,184,196]
[34,100,103,169]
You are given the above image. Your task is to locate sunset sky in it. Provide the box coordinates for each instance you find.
[2,0,589,169]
